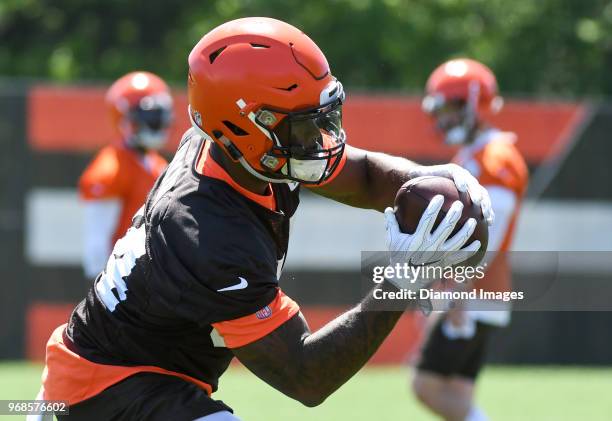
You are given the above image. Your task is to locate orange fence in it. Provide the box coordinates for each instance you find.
[28,85,586,164]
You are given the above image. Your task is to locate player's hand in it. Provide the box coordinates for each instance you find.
[409,164,494,225]
[384,195,481,278]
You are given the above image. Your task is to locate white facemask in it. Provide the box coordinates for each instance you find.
[133,128,168,150]
[444,125,469,145]
[281,158,327,182]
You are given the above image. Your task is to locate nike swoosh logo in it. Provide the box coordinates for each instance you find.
[217,277,249,292]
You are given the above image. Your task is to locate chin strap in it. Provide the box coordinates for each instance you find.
[187,107,291,184]
[236,155,290,184]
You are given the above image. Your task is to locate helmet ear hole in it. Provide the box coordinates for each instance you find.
[223,120,249,136]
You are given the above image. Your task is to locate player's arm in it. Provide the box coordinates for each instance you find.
[482,186,516,254]
[310,144,418,211]
[81,200,121,278]
[79,147,126,278]
[232,197,481,407]
[232,282,407,407]
[310,144,494,223]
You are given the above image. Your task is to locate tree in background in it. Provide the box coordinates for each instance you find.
[1,0,611,96]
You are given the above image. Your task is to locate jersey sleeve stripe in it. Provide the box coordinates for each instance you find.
[211,289,300,349]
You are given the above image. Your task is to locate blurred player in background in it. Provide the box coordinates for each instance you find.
[411,58,529,421]
[79,71,172,279]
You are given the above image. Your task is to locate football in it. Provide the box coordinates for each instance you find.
[393,176,488,266]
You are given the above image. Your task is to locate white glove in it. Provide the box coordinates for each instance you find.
[384,195,481,289]
[409,164,494,225]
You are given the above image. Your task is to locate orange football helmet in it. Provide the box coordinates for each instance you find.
[188,17,345,184]
[423,58,502,145]
[106,71,174,150]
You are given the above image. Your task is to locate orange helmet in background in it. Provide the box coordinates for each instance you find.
[188,17,345,185]
[106,71,174,150]
[423,58,503,145]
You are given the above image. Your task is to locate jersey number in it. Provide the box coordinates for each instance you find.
[95,209,146,311]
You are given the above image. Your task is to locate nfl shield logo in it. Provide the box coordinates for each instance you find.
[256,306,272,320]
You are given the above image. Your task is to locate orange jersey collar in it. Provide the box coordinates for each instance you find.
[196,141,276,211]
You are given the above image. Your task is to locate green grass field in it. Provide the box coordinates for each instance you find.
[1,362,610,420]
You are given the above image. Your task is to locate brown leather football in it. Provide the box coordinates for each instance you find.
[393,176,488,267]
